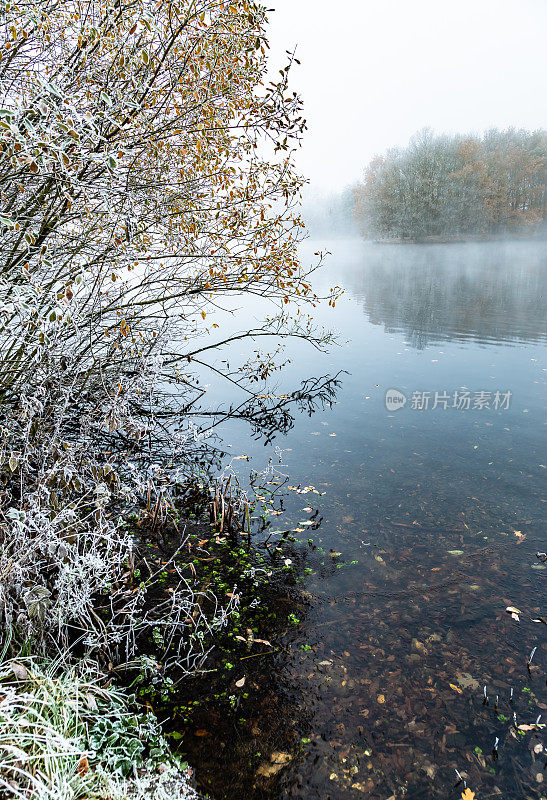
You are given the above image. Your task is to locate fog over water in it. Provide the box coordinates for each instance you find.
[349,241,547,347]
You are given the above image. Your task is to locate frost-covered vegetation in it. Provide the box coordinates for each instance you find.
[0,658,198,799]
[353,127,546,240]
[0,0,337,794]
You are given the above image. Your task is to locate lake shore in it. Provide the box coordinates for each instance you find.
[0,476,310,799]
[372,230,547,244]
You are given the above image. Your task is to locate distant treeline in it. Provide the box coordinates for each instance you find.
[353,128,546,240]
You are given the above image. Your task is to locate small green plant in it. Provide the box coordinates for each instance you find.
[152,627,164,646]
[87,705,170,777]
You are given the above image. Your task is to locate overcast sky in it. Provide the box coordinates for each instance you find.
[266,0,547,193]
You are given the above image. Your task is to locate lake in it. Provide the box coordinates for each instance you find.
[187,239,546,800]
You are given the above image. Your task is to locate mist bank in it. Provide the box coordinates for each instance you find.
[347,239,547,348]
[350,127,546,242]
[301,188,359,239]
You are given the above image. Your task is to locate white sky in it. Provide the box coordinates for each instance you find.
[266,0,547,192]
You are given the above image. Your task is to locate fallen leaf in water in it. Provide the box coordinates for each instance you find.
[267,751,291,766]
[461,790,475,800]
[448,550,464,556]
[456,673,480,691]
[377,694,386,704]
[195,729,209,737]
[422,763,437,779]
[506,606,521,621]
[256,762,285,778]
[449,683,463,694]
[517,724,535,731]
[235,677,245,688]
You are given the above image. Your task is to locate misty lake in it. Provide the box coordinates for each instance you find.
[186,239,546,800]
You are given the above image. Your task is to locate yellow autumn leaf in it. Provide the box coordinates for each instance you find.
[461,789,475,800]
[449,683,463,694]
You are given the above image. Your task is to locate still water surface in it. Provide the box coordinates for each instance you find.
[190,240,546,800]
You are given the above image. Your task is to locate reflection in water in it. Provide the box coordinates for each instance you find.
[350,241,547,348]
[182,239,546,800]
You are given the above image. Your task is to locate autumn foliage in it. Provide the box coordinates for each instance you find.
[353,128,546,240]
[0,0,330,401]
[0,1,337,658]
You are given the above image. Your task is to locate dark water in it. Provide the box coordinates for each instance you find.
[189,240,547,799]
